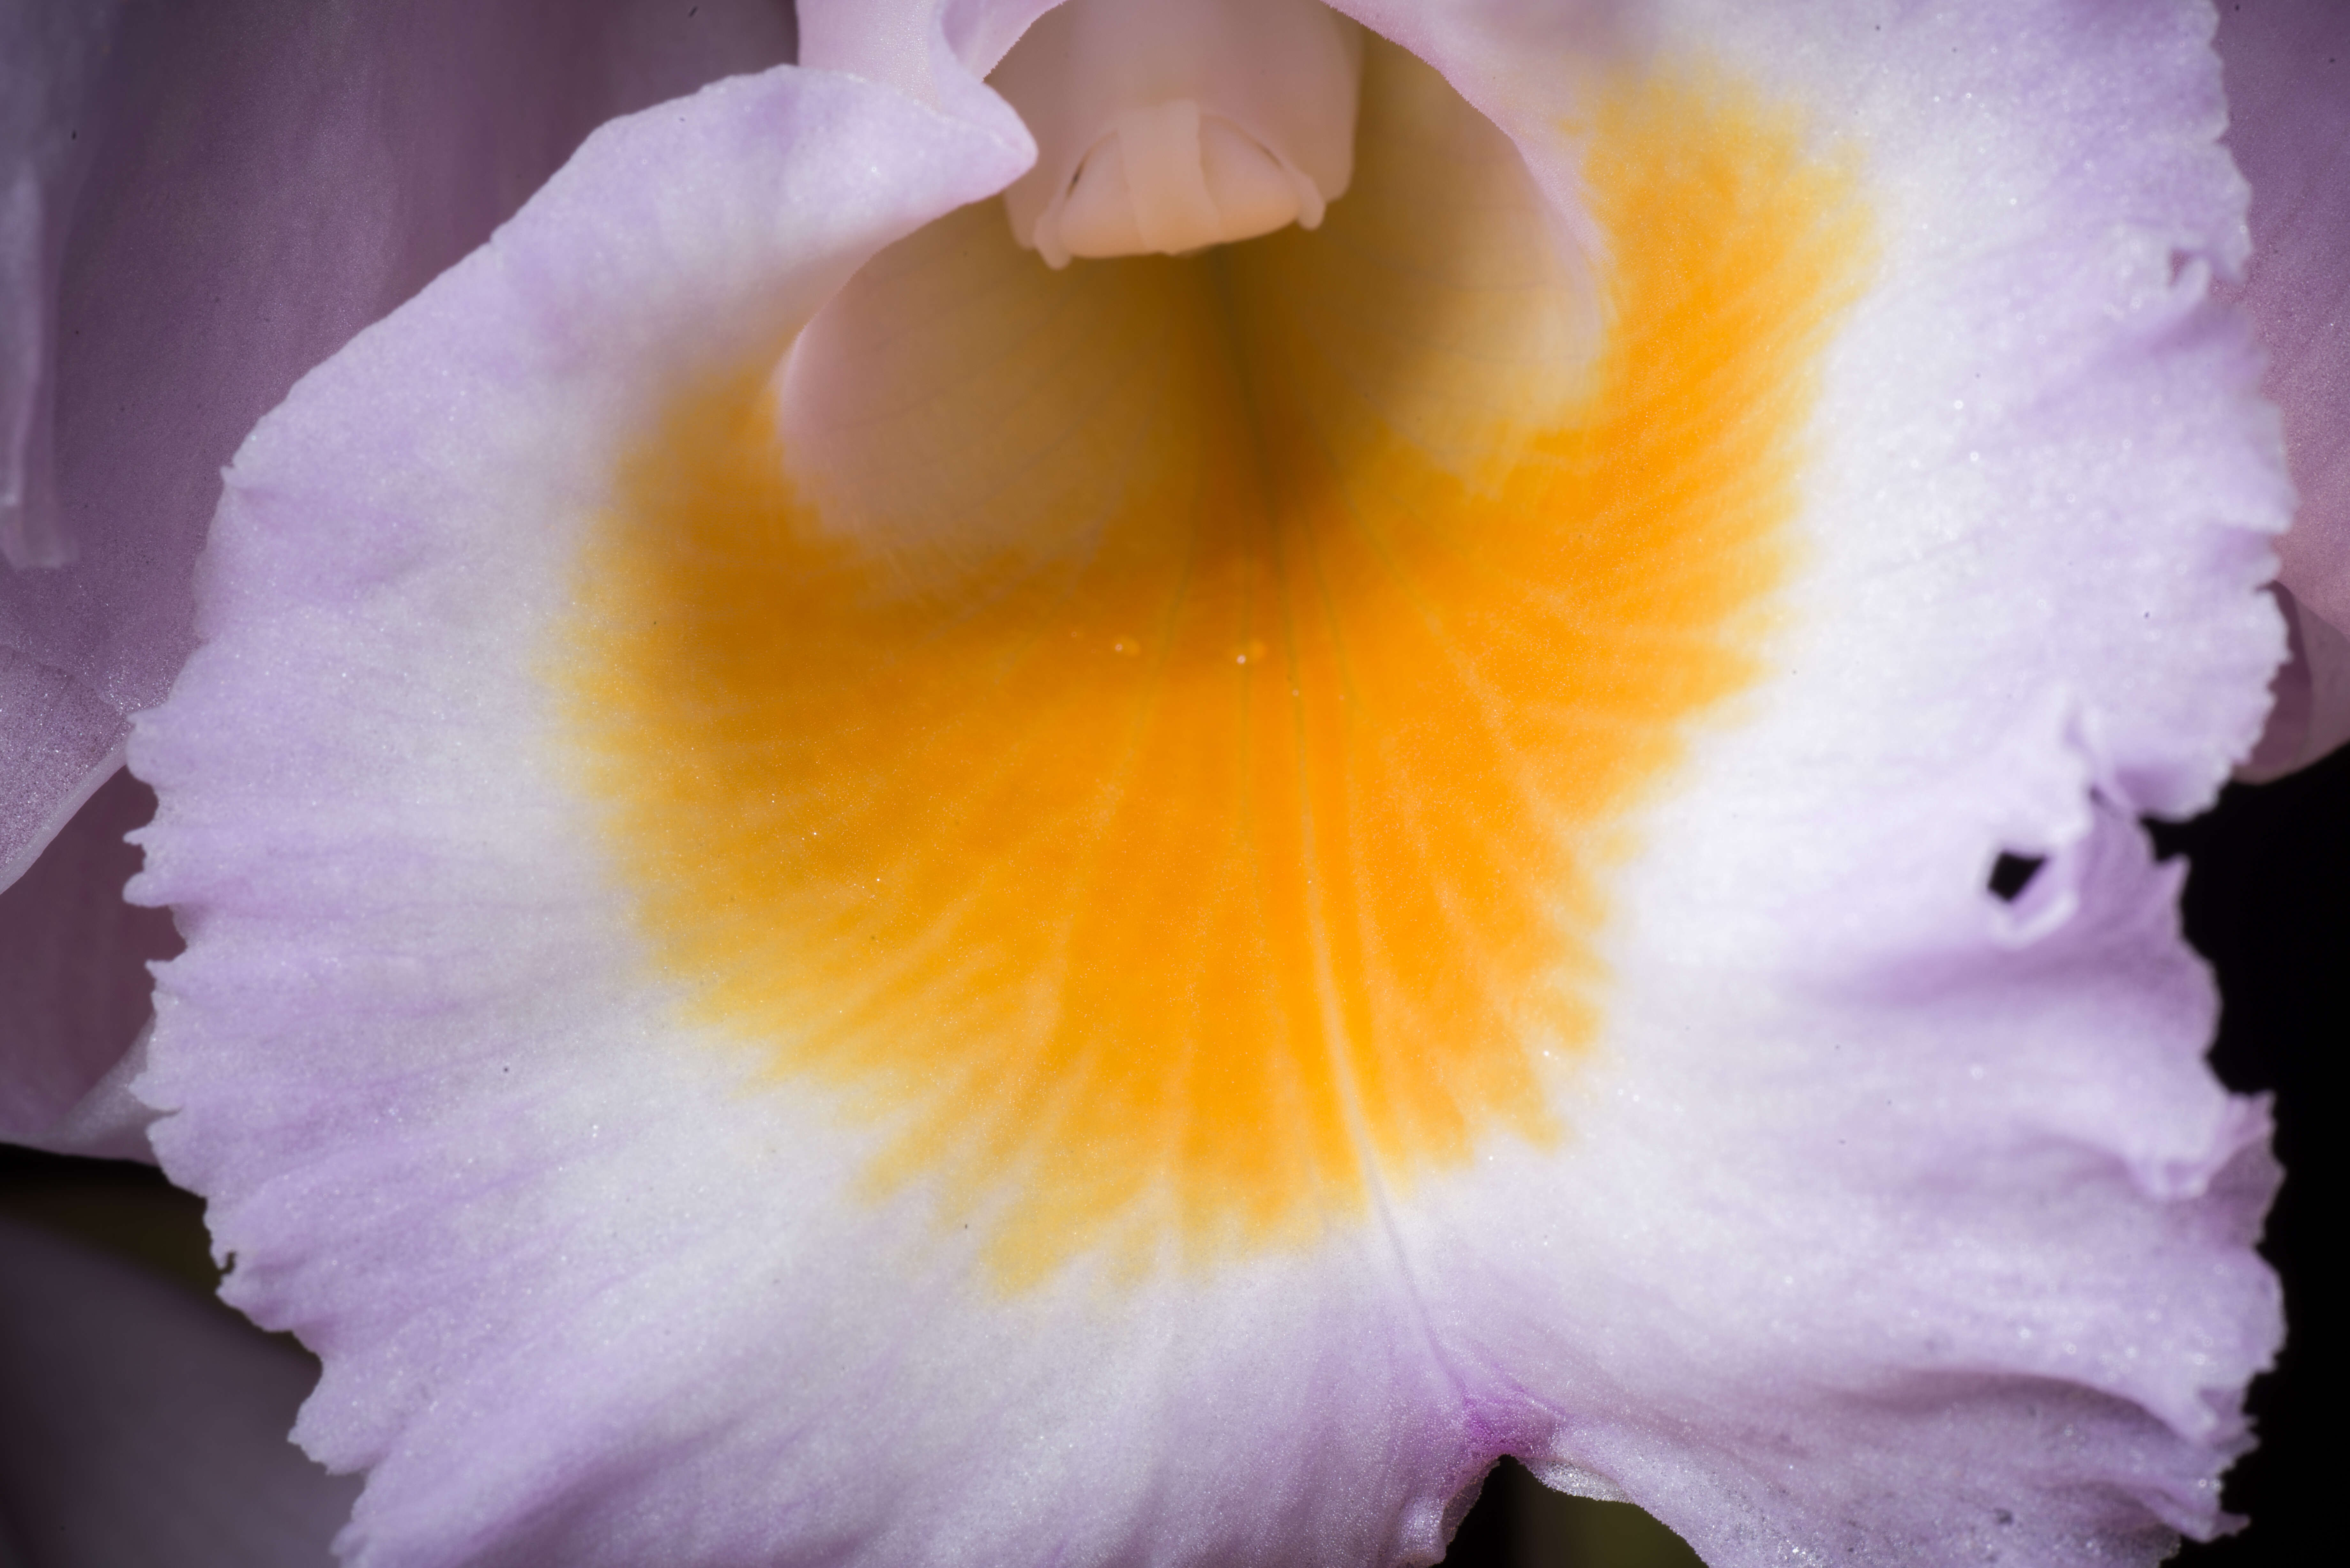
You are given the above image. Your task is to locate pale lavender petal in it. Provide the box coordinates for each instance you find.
[133,60,1038,1568]
[1416,10,2279,1551]
[128,3,2284,1567]
[797,0,1054,107]
[0,766,177,1157]
[0,0,793,893]
[0,1216,360,1567]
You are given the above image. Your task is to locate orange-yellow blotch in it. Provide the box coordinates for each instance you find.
[559,44,1872,1284]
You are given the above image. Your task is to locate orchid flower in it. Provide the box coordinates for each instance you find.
[3,0,2345,1565]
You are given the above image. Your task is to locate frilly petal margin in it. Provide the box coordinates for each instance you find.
[0,766,178,1157]
[1390,3,2286,1558]
[129,5,2285,1568]
[0,0,794,894]
[0,1216,360,1567]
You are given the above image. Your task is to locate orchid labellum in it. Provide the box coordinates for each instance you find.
[4,0,2340,1564]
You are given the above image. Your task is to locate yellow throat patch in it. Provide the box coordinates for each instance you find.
[561,44,1871,1284]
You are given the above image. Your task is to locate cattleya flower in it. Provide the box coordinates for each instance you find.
[3,0,2347,1564]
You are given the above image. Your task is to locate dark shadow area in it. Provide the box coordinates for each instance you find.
[1443,1460,1703,1566]
[0,1143,219,1296]
[2152,743,2348,1567]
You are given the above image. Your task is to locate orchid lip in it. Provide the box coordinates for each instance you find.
[91,0,2296,1559]
[587,40,1876,1284]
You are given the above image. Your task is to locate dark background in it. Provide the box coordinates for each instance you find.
[2143,745,2345,1568]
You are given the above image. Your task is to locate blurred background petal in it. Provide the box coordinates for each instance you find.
[3,0,795,1141]
[0,1206,359,1567]
[0,0,794,894]
[0,767,174,1157]
[2217,0,2350,775]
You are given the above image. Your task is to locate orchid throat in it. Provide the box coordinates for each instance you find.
[570,10,1871,1281]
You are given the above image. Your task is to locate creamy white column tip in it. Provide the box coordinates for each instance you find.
[990,0,1362,266]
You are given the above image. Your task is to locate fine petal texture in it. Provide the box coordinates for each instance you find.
[0,0,793,893]
[0,766,177,1157]
[131,4,2284,1568]
[0,1216,360,1567]
[2216,0,2350,639]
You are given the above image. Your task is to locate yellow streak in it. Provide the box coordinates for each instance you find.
[559,47,1871,1284]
